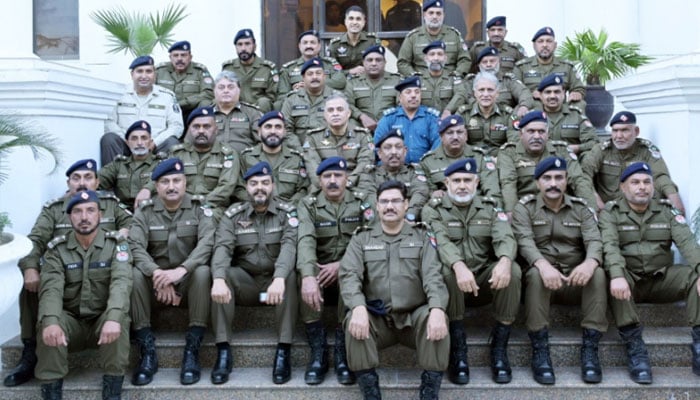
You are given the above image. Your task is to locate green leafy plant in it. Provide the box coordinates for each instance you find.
[90,3,188,57]
[0,114,62,186]
[557,28,654,86]
[0,212,10,235]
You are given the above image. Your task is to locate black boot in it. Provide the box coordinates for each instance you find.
[581,328,603,383]
[304,321,328,385]
[334,326,356,384]
[619,324,652,384]
[102,375,123,400]
[489,322,512,384]
[419,370,443,400]
[180,326,204,385]
[447,320,469,384]
[272,343,292,384]
[131,328,158,386]
[691,326,700,376]
[356,368,381,400]
[529,328,555,385]
[3,338,37,387]
[210,342,233,384]
[40,379,63,400]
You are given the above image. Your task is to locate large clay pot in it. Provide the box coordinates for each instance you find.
[0,232,30,317]
[585,85,614,133]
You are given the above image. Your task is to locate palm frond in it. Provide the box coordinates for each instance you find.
[129,16,159,57]
[90,6,134,55]
[150,3,189,49]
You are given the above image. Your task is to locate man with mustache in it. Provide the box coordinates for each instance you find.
[513,27,586,104]
[498,110,596,213]
[128,158,215,387]
[210,161,299,385]
[211,71,263,154]
[102,55,184,166]
[581,111,684,213]
[4,159,132,389]
[397,0,471,78]
[222,29,278,112]
[327,6,380,75]
[156,40,214,124]
[98,120,165,210]
[512,156,606,385]
[421,158,520,385]
[340,180,449,399]
[599,162,700,384]
[236,111,310,204]
[297,156,374,386]
[419,40,468,119]
[469,16,526,74]
[34,190,132,400]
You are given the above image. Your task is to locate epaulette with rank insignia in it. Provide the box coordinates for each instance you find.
[282,59,297,69]
[114,154,129,162]
[190,194,206,203]
[514,59,529,67]
[570,196,588,206]
[221,146,236,157]
[47,235,67,250]
[639,139,663,159]
[97,190,120,201]
[224,202,247,218]
[600,139,612,150]
[276,201,295,213]
[353,190,368,201]
[329,37,341,45]
[155,151,167,159]
[138,198,154,208]
[117,202,132,215]
[550,140,569,147]
[192,62,208,71]
[426,107,440,117]
[604,200,618,211]
[303,195,317,206]
[503,72,516,80]
[500,141,517,150]
[428,196,443,208]
[560,59,576,67]
[156,61,170,69]
[240,101,261,110]
[518,194,536,205]
[481,195,500,206]
[352,225,371,235]
[43,197,64,208]
[261,59,277,69]
[221,59,236,68]
[473,146,487,155]
[473,40,486,47]
[406,27,421,36]
[104,230,121,239]
[382,107,397,116]
[170,143,185,152]
[569,105,584,114]
[510,41,525,53]
[456,104,469,114]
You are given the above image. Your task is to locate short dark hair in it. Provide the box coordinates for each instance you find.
[345,5,366,17]
[377,180,407,200]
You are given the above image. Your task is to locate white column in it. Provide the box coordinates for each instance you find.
[0,1,36,58]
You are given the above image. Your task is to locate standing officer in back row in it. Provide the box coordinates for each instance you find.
[469,16,526,74]
[327,6,380,75]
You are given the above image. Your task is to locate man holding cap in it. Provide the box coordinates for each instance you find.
[470,16,526,74]
[581,110,684,213]
[222,29,278,112]
[210,161,299,385]
[422,158,520,385]
[35,190,132,400]
[512,156,606,385]
[419,40,468,119]
[103,55,183,166]
[128,158,215,386]
[599,162,700,384]
[156,40,214,123]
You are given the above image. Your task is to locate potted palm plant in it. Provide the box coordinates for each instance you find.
[557,28,653,132]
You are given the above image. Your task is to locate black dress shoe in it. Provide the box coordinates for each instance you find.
[211,344,233,384]
[272,344,292,384]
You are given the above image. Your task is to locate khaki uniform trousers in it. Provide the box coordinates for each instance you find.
[19,288,39,340]
[299,278,347,325]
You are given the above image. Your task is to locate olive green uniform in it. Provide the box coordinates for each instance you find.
[421,195,521,322]
[470,40,526,74]
[35,229,132,381]
[339,223,449,371]
[211,199,299,344]
[497,141,597,211]
[280,86,342,146]
[128,194,215,330]
[98,153,164,209]
[369,164,429,219]
[155,61,215,117]
[236,144,309,204]
[512,194,607,332]
[581,139,679,204]
[419,144,501,198]
[213,103,262,154]
[222,56,278,112]
[463,72,534,113]
[276,56,347,105]
[600,198,700,328]
[534,103,599,155]
[397,25,471,77]
[297,190,373,323]
[17,192,132,341]
[456,102,516,155]
[420,73,467,114]
[327,32,380,72]
[343,73,401,121]
[513,57,586,100]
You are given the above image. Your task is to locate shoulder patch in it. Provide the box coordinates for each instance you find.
[518,194,536,204]
[47,235,67,250]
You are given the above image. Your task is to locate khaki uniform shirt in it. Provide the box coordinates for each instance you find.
[397,25,471,77]
[327,32,380,71]
[369,164,429,218]
[213,103,262,154]
[128,194,215,276]
[212,199,298,280]
[222,56,278,112]
[457,102,516,154]
[237,144,309,204]
[39,229,132,328]
[419,145,500,198]
[98,153,164,207]
[344,73,401,121]
[469,40,526,73]
[155,61,215,113]
[534,103,599,154]
[339,223,448,329]
[420,73,467,114]
[277,56,346,101]
[512,194,602,272]
[463,72,534,111]
[280,86,341,144]
[581,138,678,203]
[513,56,586,98]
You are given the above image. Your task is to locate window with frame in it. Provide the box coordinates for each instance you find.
[33,0,79,60]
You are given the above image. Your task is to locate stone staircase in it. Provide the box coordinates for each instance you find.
[2,302,700,399]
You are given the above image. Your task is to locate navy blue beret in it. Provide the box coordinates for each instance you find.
[234,29,255,44]
[65,159,97,177]
[316,156,347,175]
[532,26,555,41]
[439,115,465,134]
[517,110,548,129]
[151,158,184,181]
[537,73,564,92]
[258,111,285,127]
[125,120,151,139]
[362,45,385,59]
[129,55,154,70]
[243,161,273,181]
[444,158,478,177]
[186,106,215,126]
[395,76,421,92]
[609,111,637,126]
[534,156,567,179]
[66,190,99,214]
[375,128,404,147]
[423,0,443,11]
[476,46,499,63]
[620,162,652,182]
[422,40,446,54]
[168,40,190,52]
[298,29,319,42]
[300,57,323,75]
[486,16,506,28]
